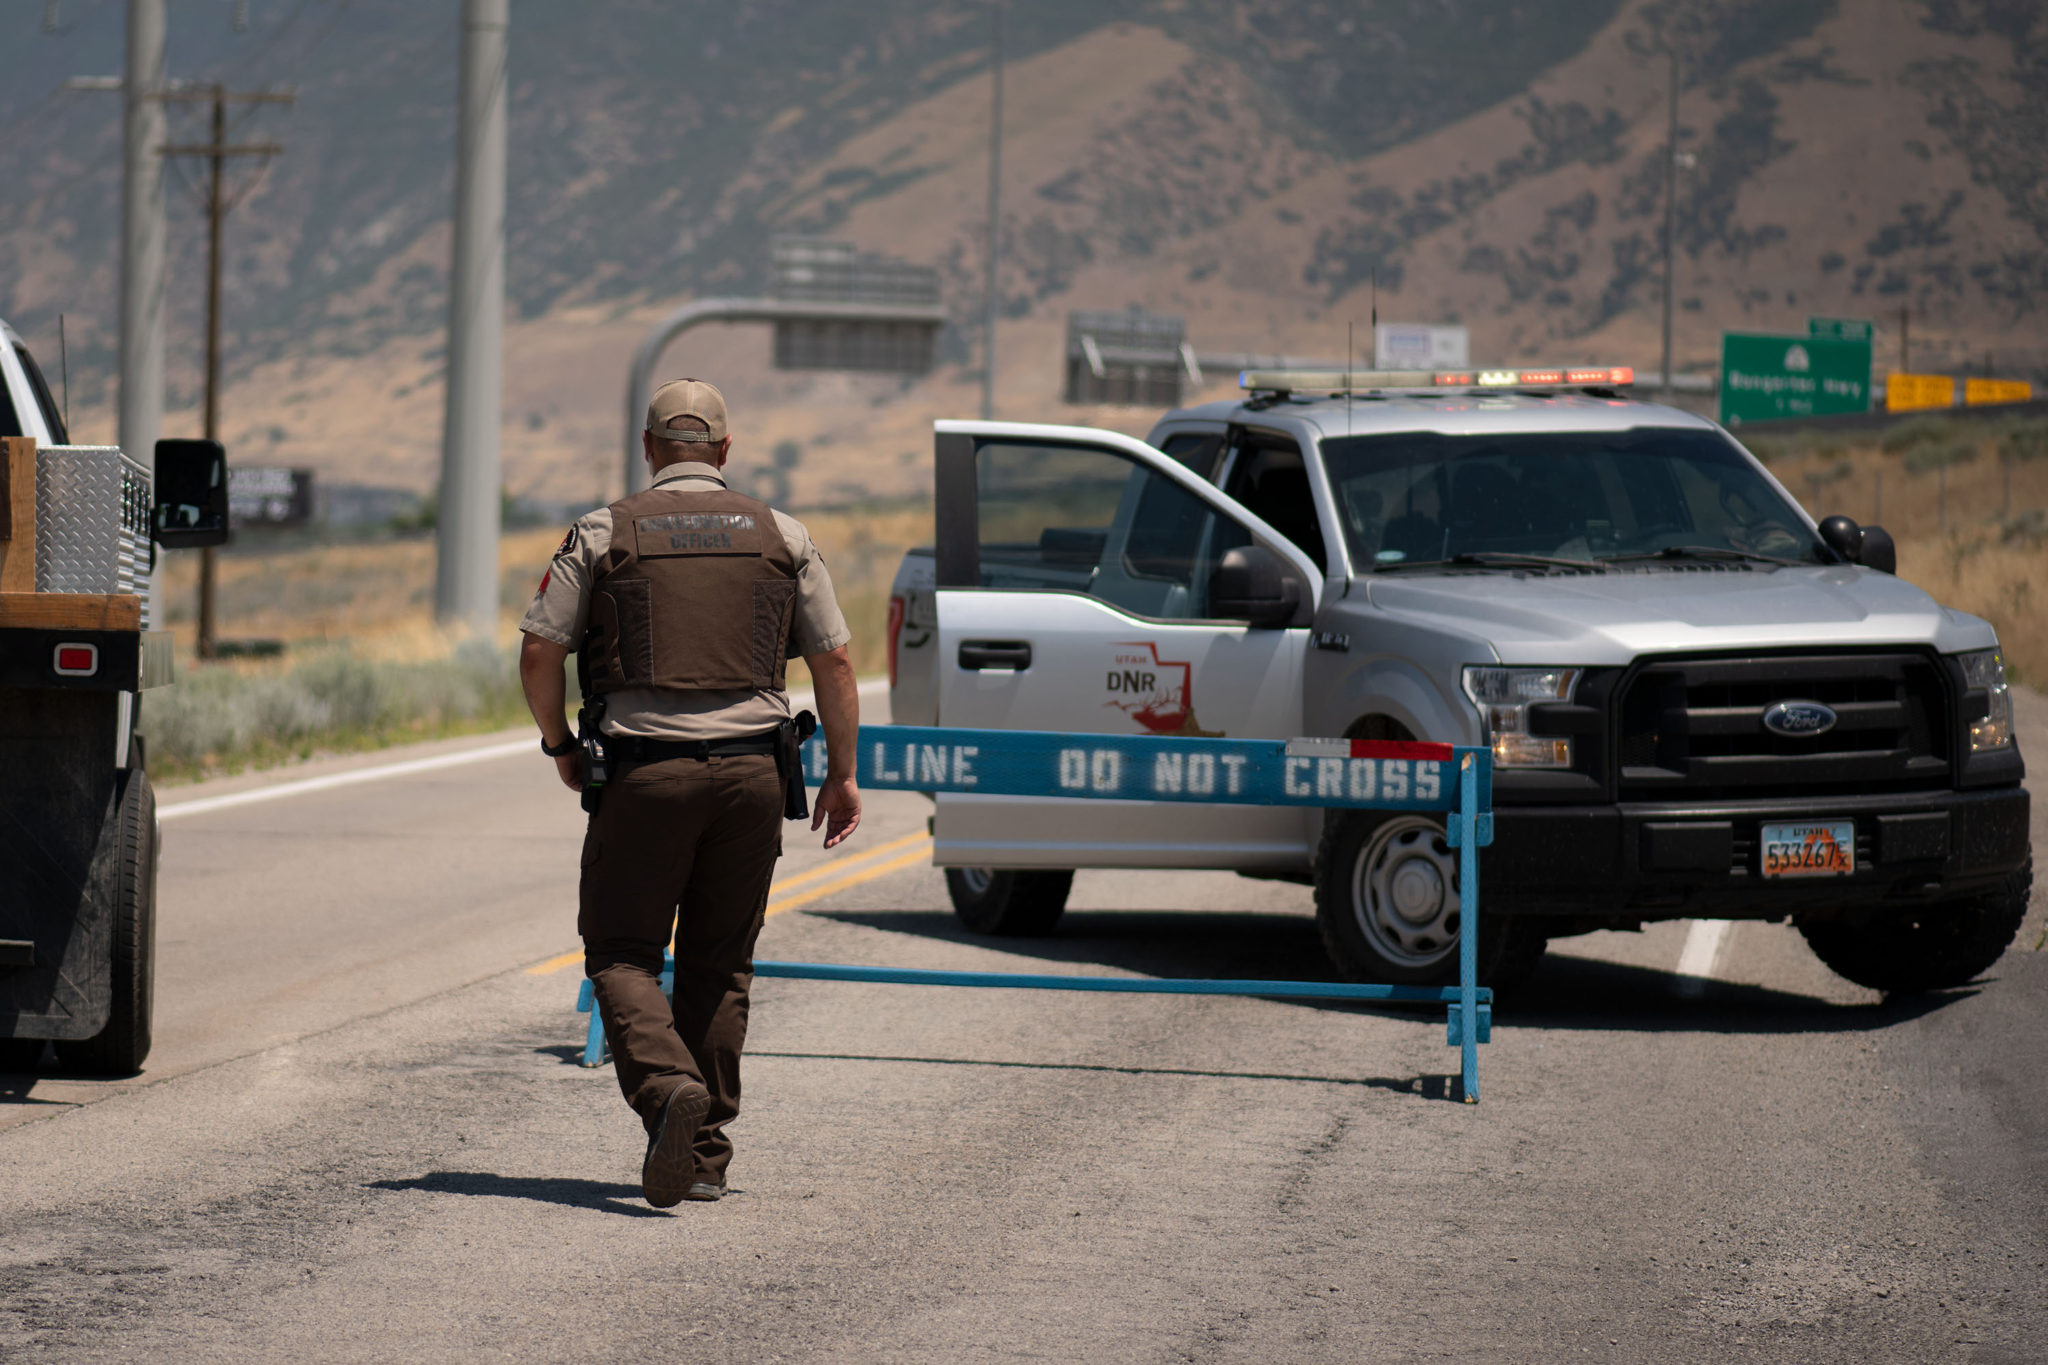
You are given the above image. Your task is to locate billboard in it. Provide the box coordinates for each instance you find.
[227,467,314,527]
[1065,308,1192,406]
[1808,317,1873,342]
[1965,377,2032,406]
[1885,373,1955,413]
[1373,324,1468,370]
[1719,333,1871,425]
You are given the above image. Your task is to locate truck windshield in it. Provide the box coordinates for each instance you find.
[1319,427,1827,569]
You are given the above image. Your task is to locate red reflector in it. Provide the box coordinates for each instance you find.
[886,594,906,690]
[1348,739,1455,761]
[53,643,98,676]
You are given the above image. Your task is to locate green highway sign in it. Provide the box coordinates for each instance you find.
[1808,317,1873,342]
[1719,332,1872,426]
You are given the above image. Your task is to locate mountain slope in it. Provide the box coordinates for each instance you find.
[0,0,2040,505]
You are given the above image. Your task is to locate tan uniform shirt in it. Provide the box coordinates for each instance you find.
[519,462,850,740]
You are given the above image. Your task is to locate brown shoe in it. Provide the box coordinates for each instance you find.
[642,1082,710,1208]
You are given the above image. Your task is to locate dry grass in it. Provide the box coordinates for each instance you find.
[1894,535,2045,682]
[158,527,567,660]
[157,504,931,681]
[1742,415,2048,681]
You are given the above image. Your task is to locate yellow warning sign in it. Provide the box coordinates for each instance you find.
[1885,373,1955,413]
[1965,377,2032,406]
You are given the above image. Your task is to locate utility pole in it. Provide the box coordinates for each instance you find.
[980,0,1004,421]
[122,0,167,625]
[437,0,508,636]
[160,85,290,659]
[1659,46,1678,396]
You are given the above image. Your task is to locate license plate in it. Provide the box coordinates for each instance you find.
[1760,820,1855,878]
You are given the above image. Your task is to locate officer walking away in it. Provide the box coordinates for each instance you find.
[517,378,861,1208]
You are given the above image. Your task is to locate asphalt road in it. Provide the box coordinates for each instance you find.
[1,682,2042,1363]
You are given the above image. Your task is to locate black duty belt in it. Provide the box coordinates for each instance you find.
[610,729,781,764]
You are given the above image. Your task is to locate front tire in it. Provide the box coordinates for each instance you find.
[56,769,156,1077]
[946,867,1073,936]
[1314,811,1546,992]
[1799,859,2032,993]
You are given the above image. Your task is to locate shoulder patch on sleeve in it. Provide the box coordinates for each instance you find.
[554,524,580,560]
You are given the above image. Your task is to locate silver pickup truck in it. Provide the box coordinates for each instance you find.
[886,368,2031,994]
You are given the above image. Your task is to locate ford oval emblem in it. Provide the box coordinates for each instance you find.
[1762,700,1838,738]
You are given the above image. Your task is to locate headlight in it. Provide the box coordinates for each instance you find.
[1461,666,1582,768]
[1958,648,2014,752]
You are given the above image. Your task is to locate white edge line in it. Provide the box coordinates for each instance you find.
[1672,919,1734,996]
[158,677,892,822]
[159,739,536,820]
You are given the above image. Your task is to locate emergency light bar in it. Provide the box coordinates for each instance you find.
[1238,366,1635,394]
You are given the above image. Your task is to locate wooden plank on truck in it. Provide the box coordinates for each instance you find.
[0,593,144,631]
[0,436,34,592]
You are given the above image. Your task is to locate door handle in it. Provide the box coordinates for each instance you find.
[958,640,1032,671]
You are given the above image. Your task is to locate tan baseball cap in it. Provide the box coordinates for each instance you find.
[644,378,728,443]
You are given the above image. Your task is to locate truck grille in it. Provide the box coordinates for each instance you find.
[1617,652,1952,798]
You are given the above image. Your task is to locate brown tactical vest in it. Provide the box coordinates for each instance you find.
[580,484,800,695]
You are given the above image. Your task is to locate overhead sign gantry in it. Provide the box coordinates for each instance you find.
[621,239,946,494]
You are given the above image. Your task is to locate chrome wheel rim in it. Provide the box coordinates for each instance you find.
[1349,816,1459,969]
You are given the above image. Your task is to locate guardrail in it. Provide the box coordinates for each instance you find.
[572,726,1497,1100]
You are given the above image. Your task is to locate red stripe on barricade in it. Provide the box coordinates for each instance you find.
[1348,739,1455,761]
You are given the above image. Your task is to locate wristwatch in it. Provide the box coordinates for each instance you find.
[540,734,579,757]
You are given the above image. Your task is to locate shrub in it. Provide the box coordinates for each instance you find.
[147,641,528,778]
[1880,416,1956,454]
[1999,422,2048,464]
[1903,438,1980,475]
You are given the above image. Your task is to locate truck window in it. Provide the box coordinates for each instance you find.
[1158,431,1224,480]
[1222,436,1327,571]
[972,439,1253,620]
[15,344,69,445]
[1321,428,1826,566]
[0,367,21,439]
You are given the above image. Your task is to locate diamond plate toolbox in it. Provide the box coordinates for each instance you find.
[36,445,153,627]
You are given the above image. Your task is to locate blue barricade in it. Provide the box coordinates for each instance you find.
[573,726,1496,1101]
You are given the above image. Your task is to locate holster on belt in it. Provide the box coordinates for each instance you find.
[777,709,819,821]
[577,696,609,817]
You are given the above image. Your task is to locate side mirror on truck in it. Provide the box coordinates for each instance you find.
[152,438,229,549]
[1817,514,1896,575]
[1209,544,1302,628]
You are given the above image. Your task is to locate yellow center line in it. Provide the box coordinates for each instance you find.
[764,843,932,918]
[524,832,935,975]
[765,829,932,895]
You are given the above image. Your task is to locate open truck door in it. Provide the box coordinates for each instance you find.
[929,420,1320,873]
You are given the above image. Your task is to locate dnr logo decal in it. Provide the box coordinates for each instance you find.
[1104,641,1222,737]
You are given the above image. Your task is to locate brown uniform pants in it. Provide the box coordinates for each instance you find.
[579,752,782,1182]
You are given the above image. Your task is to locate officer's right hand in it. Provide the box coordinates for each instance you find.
[554,753,584,792]
[812,776,860,848]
